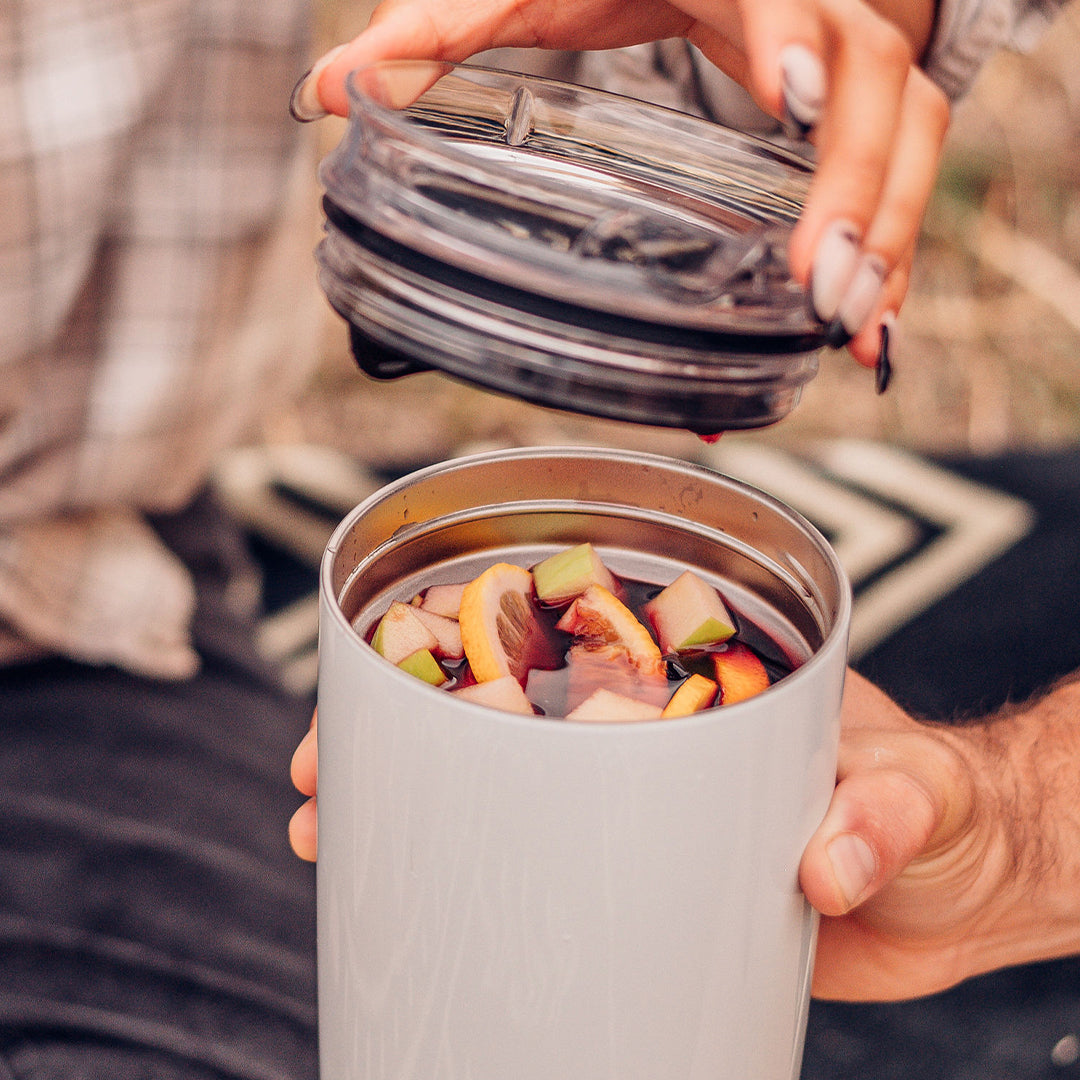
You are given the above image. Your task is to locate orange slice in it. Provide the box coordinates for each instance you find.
[555,585,664,678]
[458,563,539,683]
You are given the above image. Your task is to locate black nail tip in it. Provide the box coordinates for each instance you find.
[875,323,893,394]
[823,318,852,350]
[782,101,814,141]
[288,67,324,122]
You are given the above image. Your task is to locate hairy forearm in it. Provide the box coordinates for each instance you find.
[957,673,1080,978]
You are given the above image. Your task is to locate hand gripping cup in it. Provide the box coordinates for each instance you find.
[316,446,850,1080]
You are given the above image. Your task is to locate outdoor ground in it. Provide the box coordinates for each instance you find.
[270,0,1080,468]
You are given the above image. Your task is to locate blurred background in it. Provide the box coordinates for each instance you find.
[262,0,1080,470]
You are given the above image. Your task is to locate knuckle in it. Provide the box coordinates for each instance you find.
[861,17,914,71]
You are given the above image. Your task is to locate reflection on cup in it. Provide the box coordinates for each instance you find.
[316,446,850,1080]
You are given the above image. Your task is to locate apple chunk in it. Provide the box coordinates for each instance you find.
[371,601,438,665]
[565,688,663,723]
[451,675,535,715]
[411,606,464,660]
[398,648,447,686]
[642,571,736,655]
[419,582,468,619]
[532,543,618,605]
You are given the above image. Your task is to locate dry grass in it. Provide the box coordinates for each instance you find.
[278,2,1080,467]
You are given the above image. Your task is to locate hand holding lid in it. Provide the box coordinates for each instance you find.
[292,0,950,369]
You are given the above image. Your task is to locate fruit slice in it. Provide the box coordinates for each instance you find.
[411,607,464,660]
[566,642,668,713]
[458,562,540,683]
[555,585,665,678]
[372,602,439,665]
[532,543,618,605]
[398,648,447,686]
[643,571,736,655]
[661,673,718,718]
[713,642,770,705]
[419,582,468,619]
[451,674,535,716]
[566,688,664,723]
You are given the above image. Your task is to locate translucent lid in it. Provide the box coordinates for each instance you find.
[316,61,830,431]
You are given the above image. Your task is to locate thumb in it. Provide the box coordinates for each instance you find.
[799,764,940,916]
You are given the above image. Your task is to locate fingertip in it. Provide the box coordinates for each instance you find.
[779,43,826,137]
[289,798,318,862]
[291,723,318,797]
[800,827,865,917]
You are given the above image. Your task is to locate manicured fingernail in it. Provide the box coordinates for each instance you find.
[829,252,887,344]
[811,219,861,324]
[780,44,826,137]
[289,43,348,122]
[876,312,895,393]
[826,833,876,909]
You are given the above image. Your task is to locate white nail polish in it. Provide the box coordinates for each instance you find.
[837,254,887,336]
[779,44,826,132]
[811,220,861,322]
[289,43,348,122]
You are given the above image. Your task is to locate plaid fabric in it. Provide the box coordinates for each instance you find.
[924,0,1067,100]
[0,0,321,677]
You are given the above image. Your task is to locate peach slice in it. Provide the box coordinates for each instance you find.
[566,688,664,723]
[661,673,719,718]
[643,571,736,655]
[555,585,664,679]
[451,674,536,715]
[532,543,618,605]
[713,643,770,705]
[458,562,540,683]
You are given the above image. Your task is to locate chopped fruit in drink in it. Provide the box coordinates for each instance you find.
[643,570,736,655]
[419,582,468,618]
[524,643,668,717]
[452,675,535,715]
[566,688,664,723]
[532,542,618,605]
[363,544,793,719]
[564,642,668,714]
[555,585,665,678]
[458,562,541,683]
[372,602,439,665]
[398,648,447,686]
[661,673,718,718]
[411,607,464,660]
[713,642,770,705]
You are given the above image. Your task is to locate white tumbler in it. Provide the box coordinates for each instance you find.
[316,446,850,1080]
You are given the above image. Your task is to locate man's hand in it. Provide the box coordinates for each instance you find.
[803,669,1080,1001]
[291,668,1080,999]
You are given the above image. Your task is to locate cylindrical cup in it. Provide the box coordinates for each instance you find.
[317,446,850,1080]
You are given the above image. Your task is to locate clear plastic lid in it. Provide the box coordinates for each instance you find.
[316,61,830,431]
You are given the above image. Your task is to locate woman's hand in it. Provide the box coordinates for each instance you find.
[291,0,950,365]
[289,711,318,862]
